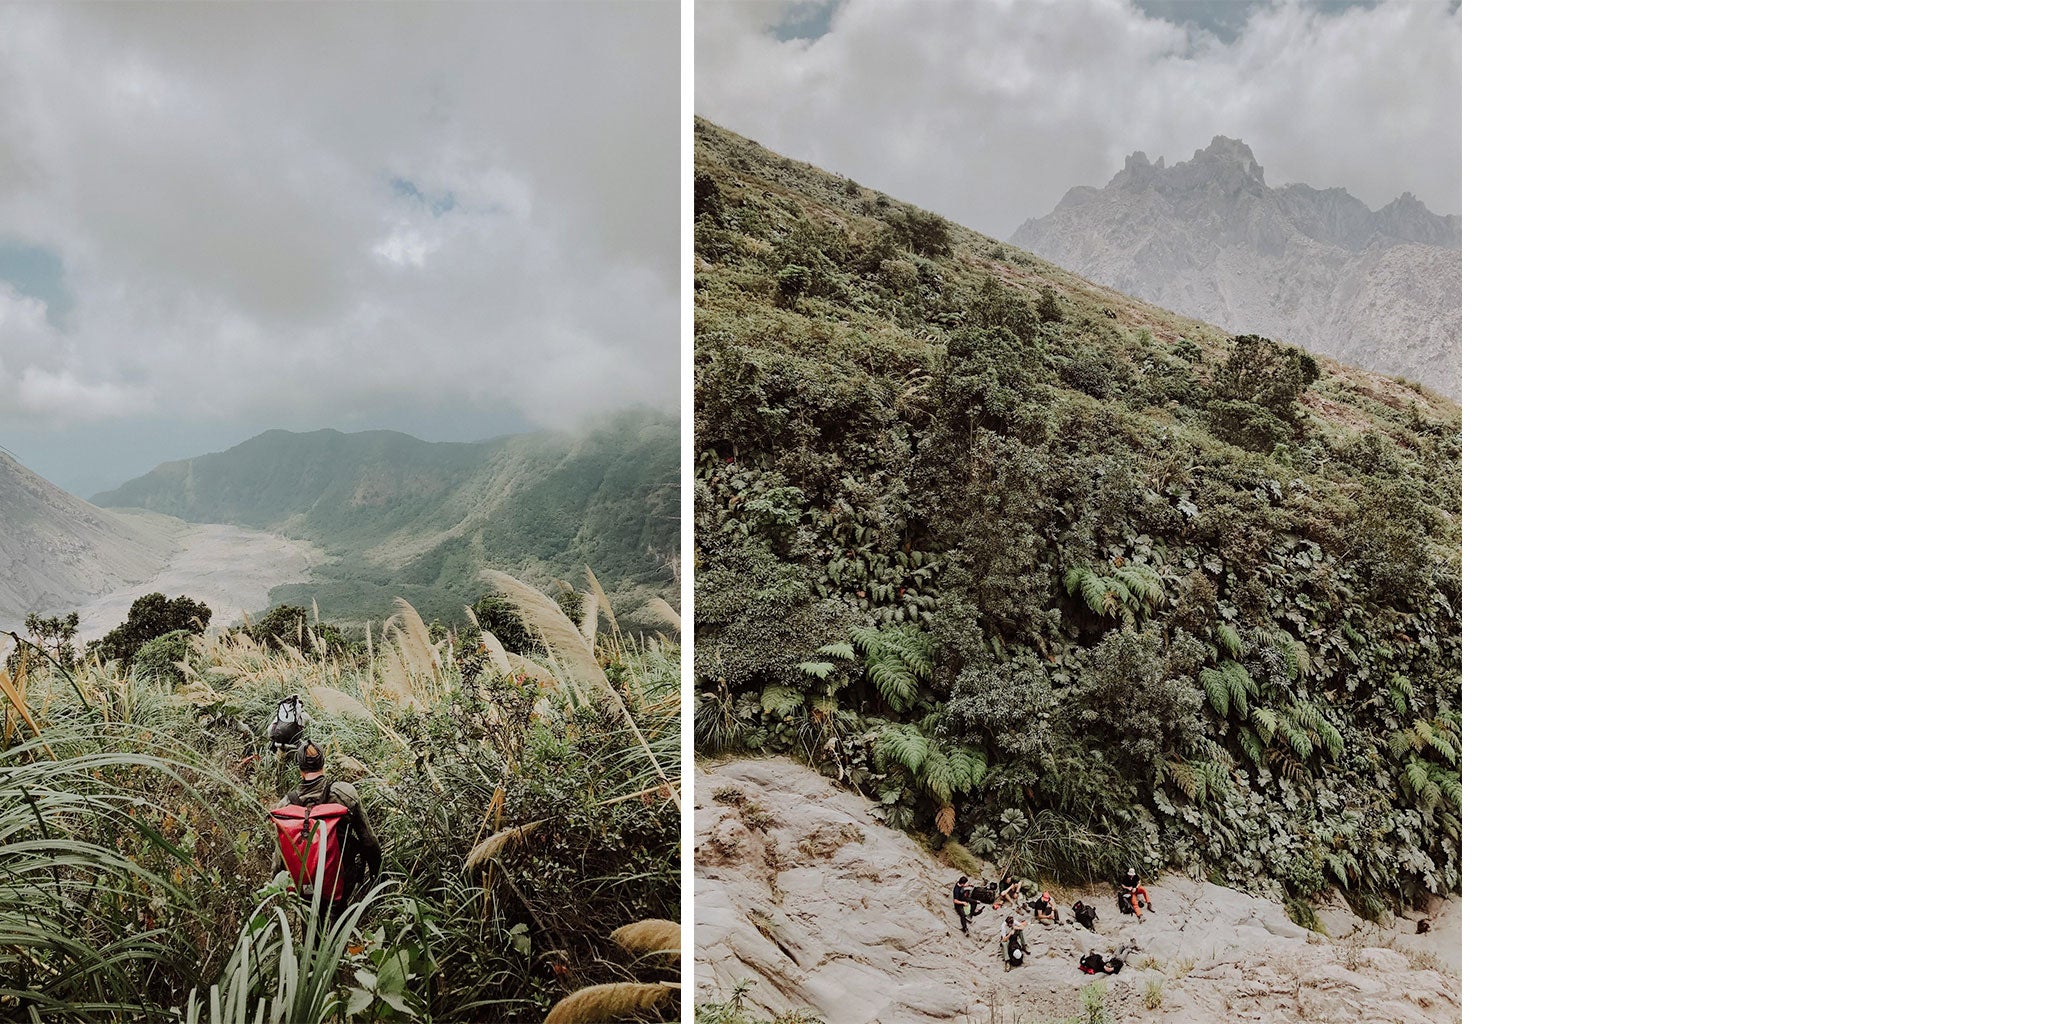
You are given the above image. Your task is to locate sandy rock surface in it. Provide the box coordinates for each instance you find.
[696,757,1461,1024]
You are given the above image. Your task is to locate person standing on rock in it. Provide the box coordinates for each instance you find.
[951,876,977,935]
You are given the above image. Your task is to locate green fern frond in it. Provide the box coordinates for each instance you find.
[1223,661,1256,718]
[817,642,857,661]
[1064,566,1109,615]
[1435,767,1462,809]
[1199,737,1236,767]
[1166,760,1200,801]
[1112,564,1164,608]
[850,626,885,659]
[1285,640,1309,680]
[761,685,804,717]
[1388,673,1413,715]
[870,660,920,712]
[1236,725,1265,763]
[1251,707,1279,743]
[874,724,931,775]
[796,661,836,679]
[1201,668,1230,717]
[1277,718,1313,759]
[1427,729,1459,764]
[1216,622,1244,659]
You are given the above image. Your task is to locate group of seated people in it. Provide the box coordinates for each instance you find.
[950,867,1159,972]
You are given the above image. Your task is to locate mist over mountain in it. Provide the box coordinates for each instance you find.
[1012,137,1462,400]
[0,445,177,629]
[95,408,681,626]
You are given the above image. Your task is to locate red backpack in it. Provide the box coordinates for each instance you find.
[271,787,351,900]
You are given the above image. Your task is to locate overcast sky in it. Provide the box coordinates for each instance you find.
[0,4,679,495]
[695,0,1459,240]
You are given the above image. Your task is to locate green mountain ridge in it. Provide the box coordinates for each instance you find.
[96,408,682,626]
[693,117,1460,919]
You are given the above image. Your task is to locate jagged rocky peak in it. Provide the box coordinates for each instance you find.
[1009,132,1462,400]
[1193,134,1265,185]
[1108,135,1268,195]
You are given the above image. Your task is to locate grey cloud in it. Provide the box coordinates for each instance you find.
[695,0,1459,239]
[0,3,678,451]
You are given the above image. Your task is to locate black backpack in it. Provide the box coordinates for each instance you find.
[1073,901,1098,930]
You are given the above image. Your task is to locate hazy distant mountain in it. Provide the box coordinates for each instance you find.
[0,446,177,627]
[1011,137,1462,400]
[96,409,682,625]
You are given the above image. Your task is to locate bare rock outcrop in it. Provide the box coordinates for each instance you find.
[1011,137,1462,401]
[696,757,1460,1024]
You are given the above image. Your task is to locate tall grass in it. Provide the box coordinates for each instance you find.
[0,570,681,1022]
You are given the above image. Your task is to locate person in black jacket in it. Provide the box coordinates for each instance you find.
[951,876,976,934]
[1028,890,1060,925]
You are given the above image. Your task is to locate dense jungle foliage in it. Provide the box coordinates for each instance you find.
[693,118,1462,923]
[1,576,682,1022]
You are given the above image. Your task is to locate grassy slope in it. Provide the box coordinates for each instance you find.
[693,117,1461,917]
[96,410,681,626]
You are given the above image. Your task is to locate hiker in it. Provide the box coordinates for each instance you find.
[1002,916,1028,970]
[1116,869,1153,919]
[1028,890,1060,925]
[1072,900,1099,931]
[995,873,1023,910]
[271,739,383,923]
[951,876,978,935]
[252,696,310,797]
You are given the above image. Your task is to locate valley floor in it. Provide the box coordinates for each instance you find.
[70,513,321,636]
[696,757,1461,1024]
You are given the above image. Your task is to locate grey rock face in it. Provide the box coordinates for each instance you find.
[0,447,177,628]
[696,757,1460,1024]
[1012,137,1462,401]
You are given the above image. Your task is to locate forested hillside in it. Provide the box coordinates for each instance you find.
[694,118,1461,922]
[96,409,681,627]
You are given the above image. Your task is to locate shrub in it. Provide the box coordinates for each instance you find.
[130,629,195,685]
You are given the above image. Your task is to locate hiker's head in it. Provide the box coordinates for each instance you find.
[298,740,326,777]
[957,876,968,885]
